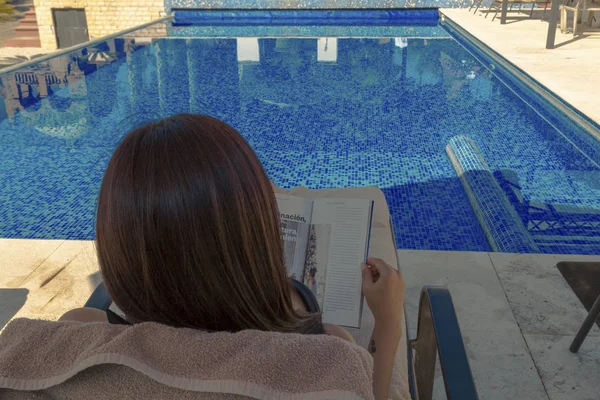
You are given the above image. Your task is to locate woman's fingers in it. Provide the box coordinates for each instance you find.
[367,257,392,277]
[361,257,405,324]
[361,263,372,283]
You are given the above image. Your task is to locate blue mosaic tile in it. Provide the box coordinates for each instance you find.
[167,24,450,38]
[172,9,440,26]
[1,16,599,255]
[447,135,539,253]
[166,0,474,12]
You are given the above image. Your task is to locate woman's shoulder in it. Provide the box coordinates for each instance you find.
[324,323,355,343]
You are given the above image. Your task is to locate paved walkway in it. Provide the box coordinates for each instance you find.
[403,250,600,400]
[440,8,600,126]
[1,238,599,399]
[0,240,102,327]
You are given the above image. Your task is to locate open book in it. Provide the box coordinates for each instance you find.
[276,193,374,328]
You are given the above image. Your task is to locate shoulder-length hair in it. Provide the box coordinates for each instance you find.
[96,114,318,333]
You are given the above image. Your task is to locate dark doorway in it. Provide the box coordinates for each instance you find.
[53,8,89,49]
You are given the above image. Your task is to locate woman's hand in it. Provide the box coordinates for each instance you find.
[361,257,405,326]
[361,258,406,400]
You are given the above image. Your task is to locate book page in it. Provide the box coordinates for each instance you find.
[310,198,373,328]
[275,194,313,282]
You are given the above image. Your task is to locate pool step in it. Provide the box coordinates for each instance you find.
[4,37,41,47]
[18,18,38,26]
[14,26,40,36]
[4,5,41,48]
[446,135,540,253]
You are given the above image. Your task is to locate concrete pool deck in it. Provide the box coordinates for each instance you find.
[2,238,600,399]
[440,8,600,126]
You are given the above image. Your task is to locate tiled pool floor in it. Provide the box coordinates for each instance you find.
[1,29,599,254]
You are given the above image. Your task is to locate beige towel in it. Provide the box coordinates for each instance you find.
[0,318,374,399]
[0,185,409,400]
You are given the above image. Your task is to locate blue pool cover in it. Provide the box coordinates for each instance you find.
[172,9,440,26]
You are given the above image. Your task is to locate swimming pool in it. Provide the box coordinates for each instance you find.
[1,10,599,254]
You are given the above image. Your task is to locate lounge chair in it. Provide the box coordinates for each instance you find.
[84,184,479,399]
[556,261,600,353]
[560,0,600,35]
[85,281,478,399]
[470,0,550,21]
[570,293,600,352]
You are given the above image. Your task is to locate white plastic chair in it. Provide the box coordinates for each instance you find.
[561,0,600,34]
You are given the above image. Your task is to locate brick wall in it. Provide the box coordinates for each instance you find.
[33,0,166,49]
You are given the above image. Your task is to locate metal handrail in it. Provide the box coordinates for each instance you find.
[0,15,173,77]
[409,286,479,400]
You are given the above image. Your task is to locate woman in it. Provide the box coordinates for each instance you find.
[59,114,405,399]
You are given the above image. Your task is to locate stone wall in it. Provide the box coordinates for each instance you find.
[33,0,166,49]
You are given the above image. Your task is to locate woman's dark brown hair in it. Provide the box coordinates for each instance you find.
[96,114,318,333]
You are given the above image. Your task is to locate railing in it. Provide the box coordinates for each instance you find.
[0,15,173,77]
[14,72,38,85]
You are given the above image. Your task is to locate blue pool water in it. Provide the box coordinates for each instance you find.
[1,15,599,254]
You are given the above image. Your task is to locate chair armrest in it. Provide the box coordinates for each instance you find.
[409,286,479,400]
[83,281,112,311]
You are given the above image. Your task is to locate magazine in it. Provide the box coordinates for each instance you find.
[276,193,374,328]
